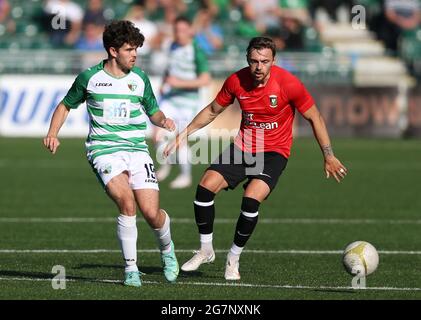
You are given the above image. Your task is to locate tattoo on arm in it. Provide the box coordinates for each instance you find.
[322,145,334,158]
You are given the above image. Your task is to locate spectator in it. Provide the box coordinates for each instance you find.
[42,0,83,47]
[125,4,158,55]
[268,15,305,51]
[0,0,15,34]
[386,0,420,29]
[371,0,421,53]
[267,0,310,51]
[144,0,187,21]
[280,0,311,26]
[83,0,109,27]
[243,0,282,34]
[193,7,224,55]
[228,0,260,37]
[213,0,231,20]
[75,22,103,51]
[151,5,180,52]
[309,0,354,24]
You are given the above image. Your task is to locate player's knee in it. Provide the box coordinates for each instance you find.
[199,172,225,194]
[195,184,215,202]
[120,202,136,216]
[241,197,260,215]
[139,201,159,221]
[198,174,213,191]
[142,208,160,227]
[116,195,136,215]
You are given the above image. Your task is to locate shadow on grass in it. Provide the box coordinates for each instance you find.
[313,289,355,294]
[74,263,219,280]
[0,270,120,285]
[74,264,164,275]
[179,270,203,278]
[0,267,218,286]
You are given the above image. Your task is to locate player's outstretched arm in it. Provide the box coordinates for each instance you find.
[163,99,225,157]
[43,103,71,154]
[149,110,176,131]
[302,105,348,183]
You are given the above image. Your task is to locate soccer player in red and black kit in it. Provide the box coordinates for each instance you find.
[164,37,347,280]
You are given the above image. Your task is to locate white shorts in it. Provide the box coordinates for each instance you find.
[90,151,159,190]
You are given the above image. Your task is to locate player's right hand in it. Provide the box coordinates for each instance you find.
[43,136,60,154]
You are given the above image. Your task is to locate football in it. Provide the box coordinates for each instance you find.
[343,241,379,276]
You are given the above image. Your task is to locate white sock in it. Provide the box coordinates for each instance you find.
[228,243,243,262]
[117,214,138,273]
[178,144,191,177]
[200,233,214,254]
[153,210,172,253]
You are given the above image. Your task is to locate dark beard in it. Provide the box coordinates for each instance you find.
[117,60,132,74]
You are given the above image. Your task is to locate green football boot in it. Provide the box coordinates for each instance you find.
[161,241,179,283]
[123,271,142,287]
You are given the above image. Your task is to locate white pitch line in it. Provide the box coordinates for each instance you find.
[0,276,420,292]
[0,249,420,255]
[1,217,421,224]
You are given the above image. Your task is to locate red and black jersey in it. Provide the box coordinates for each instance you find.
[215,65,314,158]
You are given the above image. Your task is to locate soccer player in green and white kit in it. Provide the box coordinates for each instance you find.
[154,16,211,189]
[43,20,179,287]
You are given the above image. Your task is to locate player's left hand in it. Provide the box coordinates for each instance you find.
[163,132,188,158]
[324,156,347,183]
[162,118,175,131]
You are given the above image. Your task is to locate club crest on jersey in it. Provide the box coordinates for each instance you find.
[127,80,137,92]
[101,164,112,174]
[269,95,278,108]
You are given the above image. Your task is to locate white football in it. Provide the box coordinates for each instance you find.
[343,241,379,276]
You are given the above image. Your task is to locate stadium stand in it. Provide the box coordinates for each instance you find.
[0,0,419,82]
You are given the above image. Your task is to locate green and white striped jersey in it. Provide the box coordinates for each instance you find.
[164,40,209,101]
[62,60,159,161]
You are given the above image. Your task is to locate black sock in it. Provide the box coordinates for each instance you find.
[233,197,260,248]
[193,185,215,235]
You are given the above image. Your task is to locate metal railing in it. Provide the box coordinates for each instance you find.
[0,49,354,84]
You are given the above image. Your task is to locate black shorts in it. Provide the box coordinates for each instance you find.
[207,143,288,193]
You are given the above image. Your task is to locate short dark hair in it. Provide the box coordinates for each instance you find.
[246,37,276,58]
[174,16,191,26]
[103,20,145,55]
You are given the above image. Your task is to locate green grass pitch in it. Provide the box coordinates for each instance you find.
[0,137,420,299]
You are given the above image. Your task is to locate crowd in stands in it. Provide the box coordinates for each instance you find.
[0,0,15,34]
[0,0,420,73]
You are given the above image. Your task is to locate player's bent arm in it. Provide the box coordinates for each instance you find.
[163,99,225,157]
[185,99,225,137]
[166,72,211,89]
[302,105,333,159]
[302,104,347,182]
[43,102,71,154]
